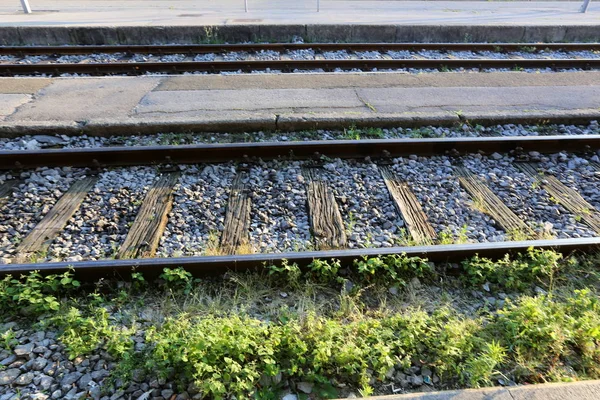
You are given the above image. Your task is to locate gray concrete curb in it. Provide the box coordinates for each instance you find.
[1,111,599,137]
[358,379,600,400]
[1,25,599,46]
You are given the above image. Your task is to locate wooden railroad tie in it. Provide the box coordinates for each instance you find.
[455,166,533,237]
[117,172,180,259]
[13,176,98,264]
[378,166,437,245]
[220,173,252,255]
[302,168,347,250]
[518,163,600,234]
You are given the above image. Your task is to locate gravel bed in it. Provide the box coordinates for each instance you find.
[355,51,384,59]
[158,54,186,62]
[286,49,315,60]
[0,167,89,263]
[386,50,412,59]
[253,50,280,61]
[388,155,504,243]
[323,50,352,60]
[0,153,599,265]
[128,54,153,63]
[320,159,405,248]
[55,54,123,63]
[9,49,600,65]
[1,122,598,152]
[193,53,216,62]
[15,56,45,65]
[538,152,600,209]
[223,51,248,61]
[6,48,598,76]
[157,164,236,257]
[247,160,312,253]
[461,154,596,239]
[0,321,206,400]
[45,167,157,262]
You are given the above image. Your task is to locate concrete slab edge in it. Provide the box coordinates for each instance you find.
[1,111,599,138]
[460,109,600,126]
[357,379,600,400]
[1,25,599,46]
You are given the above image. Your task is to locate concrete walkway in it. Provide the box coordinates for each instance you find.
[364,379,600,399]
[1,0,597,27]
[0,71,598,136]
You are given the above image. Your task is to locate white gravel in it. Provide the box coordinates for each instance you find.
[1,149,599,264]
[223,51,248,61]
[159,54,186,62]
[389,155,505,243]
[286,49,315,60]
[323,50,352,60]
[253,50,280,61]
[7,48,598,77]
[193,53,216,61]
[157,164,236,257]
[8,49,600,65]
[247,160,312,253]
[47,167,157,262]
[320,159,405,248]
[538,152,600,210]
[461,154,596,239]
[0,167,89,262]
[1,122,598,152]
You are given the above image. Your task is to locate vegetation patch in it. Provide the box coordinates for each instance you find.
[1,249,599,399]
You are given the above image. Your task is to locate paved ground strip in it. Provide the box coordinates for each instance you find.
[0,72,598,132]
[1,1,597,26]
[365,379,600,399]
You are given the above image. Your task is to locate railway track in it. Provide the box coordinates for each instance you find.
[1,42,599,76]
[2,135,600,278]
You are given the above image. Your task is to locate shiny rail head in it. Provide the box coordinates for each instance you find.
[2,135,600,170]
[1,237,599,280]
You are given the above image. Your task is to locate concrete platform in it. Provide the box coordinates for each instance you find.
[0,71,598,136]
[364,379,600,399]
[0,1,599,44]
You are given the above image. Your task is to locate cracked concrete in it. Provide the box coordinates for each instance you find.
[0,72,598,136]
[6,77,161,122]
[0,94,31,121]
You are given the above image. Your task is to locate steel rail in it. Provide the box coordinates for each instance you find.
[2,135,600,170]
[1,42,599,56]
[1,237,599,279]
[2,58,599,76]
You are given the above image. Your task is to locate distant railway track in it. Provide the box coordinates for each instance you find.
[1,42,599,76]
[2,134,600,279]
[2,42,600,56]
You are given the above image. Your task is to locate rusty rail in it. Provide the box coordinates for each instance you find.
[2,59,598,76]
[2,135,600,170]
[1,42,600,55]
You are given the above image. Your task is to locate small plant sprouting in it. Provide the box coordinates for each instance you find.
[159,267,195,294]
[506,227,531,242]
[346,211,357,235]
[438,225,468,245]
[518,46,537,54]
[0,329,18,351]
[343,125,361,140]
